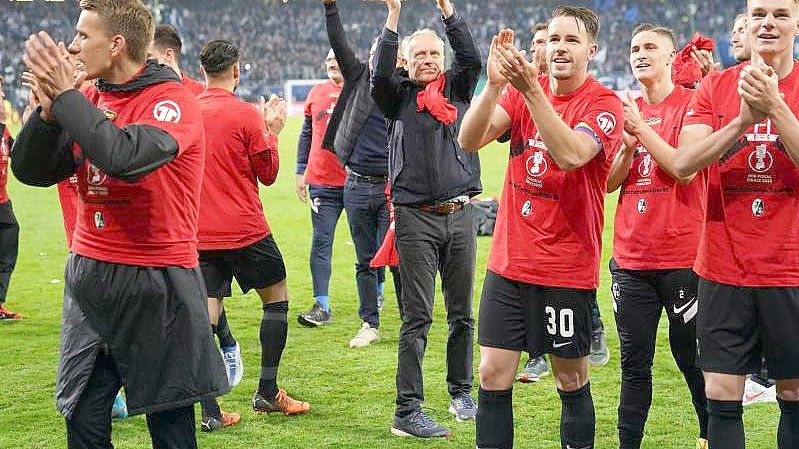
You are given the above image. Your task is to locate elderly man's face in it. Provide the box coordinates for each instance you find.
[407,33,444,85]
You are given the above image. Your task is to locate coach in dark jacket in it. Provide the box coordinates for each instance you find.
[371,0,481,439]
[320,0,401,347]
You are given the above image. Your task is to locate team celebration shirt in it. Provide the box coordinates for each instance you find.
[489,77,624,289]
[197,88,277,250]
[71,77,205,268]
[613,85,706,269]
[304,80,345,187]
[684,61,799,286]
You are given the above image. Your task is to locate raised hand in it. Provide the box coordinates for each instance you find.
[622,91,645,136]
[259,95,288,135]
[21,71,55,124]
[738,64,781,117]
[486,30,512,88]
[22,31,76,101]
[435,0,455,18]
[689,47,716,78]
[494,33,538,95]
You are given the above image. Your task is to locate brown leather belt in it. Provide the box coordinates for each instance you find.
[417,202,465,214]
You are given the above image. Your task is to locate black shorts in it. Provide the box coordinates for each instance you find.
[199,234,286,298]
[697,277,799,379]
[478,271,593,359]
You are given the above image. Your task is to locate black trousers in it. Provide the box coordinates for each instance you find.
[393,204,476,416]
[65,351,197,449]
[0,201,19,304]
[610,258,707,448]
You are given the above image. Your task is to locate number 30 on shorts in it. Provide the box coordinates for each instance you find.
[545,306,574,338]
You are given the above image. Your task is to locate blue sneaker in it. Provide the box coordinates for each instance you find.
[221,342,244,387]
[111,391,128,420]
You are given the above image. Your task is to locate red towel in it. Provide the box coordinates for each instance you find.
[416,73,457,125]
[672,32,715,88]
[370,183,399,268]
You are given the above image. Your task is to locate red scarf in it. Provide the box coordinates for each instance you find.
[416,73,457,125]
[672,32,716,88]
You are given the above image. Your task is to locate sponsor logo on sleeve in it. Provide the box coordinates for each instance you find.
[153,100,182,123]
[596,112,617,135]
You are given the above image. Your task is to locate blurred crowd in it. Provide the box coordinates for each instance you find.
[1,0,743,106]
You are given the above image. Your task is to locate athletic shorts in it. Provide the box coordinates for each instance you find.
[697,277,799,379]
[199,234,286,298]
[478,270,593,359]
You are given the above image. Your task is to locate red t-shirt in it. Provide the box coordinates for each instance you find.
[0,127,10,204]
[58,175,79,247]
[197,88,277,250]
[489,77,624,289]
[303,80,345,187]
[71,79,206,268]
[59,83,98,248]
[613,85,706,269]
[684,62,799,287]
[182,74,206,97]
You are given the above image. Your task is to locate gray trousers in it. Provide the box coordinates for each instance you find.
[393,204,476,417]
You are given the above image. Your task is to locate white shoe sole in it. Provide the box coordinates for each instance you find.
[448,405,475,423]
[390,427,413,437]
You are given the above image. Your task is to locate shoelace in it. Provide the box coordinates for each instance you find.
[453,395,475,410]
[410,409,437,428]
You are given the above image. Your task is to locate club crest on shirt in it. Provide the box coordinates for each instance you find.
[153,100,182,124]
[752,198,765,217]
[521,200,533,217]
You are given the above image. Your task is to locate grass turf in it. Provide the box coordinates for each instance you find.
[0,116,779,448]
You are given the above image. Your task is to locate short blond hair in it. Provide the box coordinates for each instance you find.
[79,0,154,63]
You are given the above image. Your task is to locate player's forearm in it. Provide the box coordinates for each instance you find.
[675,119,747,179]
[606,145,633,193]
[634,125,695,183]
[296,116,312,174]
[769,101,799,168]
[459,84,504,152]
[10,108,75,187]
[51,90,178,182]
[523,88,597,170]
[384,6,400,33]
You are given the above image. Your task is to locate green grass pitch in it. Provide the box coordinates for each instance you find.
[0,116,779,448]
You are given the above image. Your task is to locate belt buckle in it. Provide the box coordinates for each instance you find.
[443,202,457,214]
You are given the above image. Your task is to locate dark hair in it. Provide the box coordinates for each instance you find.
[200,40,240,75]
[79,0,154,63]
[632,23,677,49]
[153,24,183,64]
[533,22,548,33]
[551,6,600,42]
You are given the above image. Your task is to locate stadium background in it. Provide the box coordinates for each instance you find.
[0,0,781,447]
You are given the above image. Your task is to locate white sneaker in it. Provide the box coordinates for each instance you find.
[743,377,776,406]
[349,322,379,348]
[221,342,244,387]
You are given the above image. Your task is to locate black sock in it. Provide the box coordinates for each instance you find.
[257,301,288,400]
[779,398,799,449]
[476,387,513,449]
[683,367,709,440]
[707,399,744,449]
[559,383,595,449]
[199,396,221,420]
[216,309,237,349]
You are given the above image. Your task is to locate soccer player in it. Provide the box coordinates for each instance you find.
[147,22,242,388]
[13,0,228,447]
[195,39,309,432]
[321,0,402,348]
[373,0,482,437]
[673,0,799,447]
[296,49,347,327]
[147,24,205,96]
[514,20,611,383]
[731,13,752,63]
[606,23,708,449]
[0,80,21,322]
[459,7,624,448]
